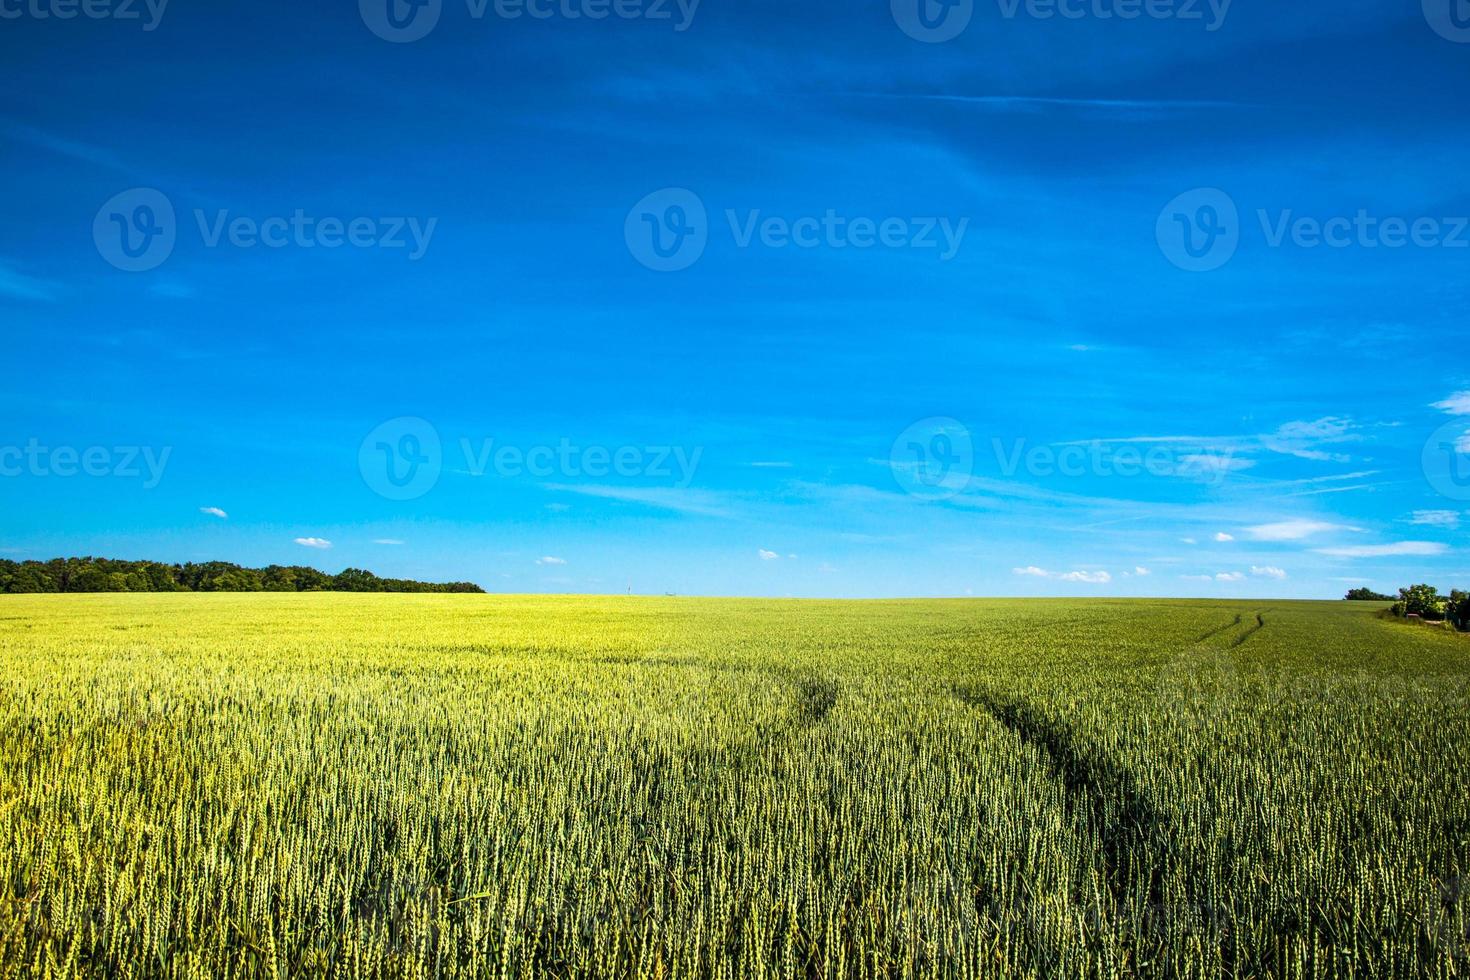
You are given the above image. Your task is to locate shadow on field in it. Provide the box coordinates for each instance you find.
[1195,614,1242,643]
[793,677,839,726]
[1231,612,1268,649]
[953,687,1174,957]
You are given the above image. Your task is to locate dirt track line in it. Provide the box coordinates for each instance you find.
[1231,612,1267,648]
[954,689,1167,933]
[1196,614,1243,643]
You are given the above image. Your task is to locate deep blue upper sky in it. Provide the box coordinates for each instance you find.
[1,0,1467,596]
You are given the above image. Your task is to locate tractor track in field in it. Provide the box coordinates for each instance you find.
[1195,615,1242,643]
[954,687,1168,959]
[1231,612,1268,648]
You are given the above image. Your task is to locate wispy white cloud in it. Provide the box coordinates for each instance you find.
[859,94,1252,114]
[1432,391,1470,416]
[1214,532,1235,542]
[758,549,780,561]
[199,506,228,519]
[373,538,406,546]
[545,484,734,518]
[1314,542,1447,558]
[536,556,567,566]
[1013,566,1111,584]
[1216,572,1246,582]
[1179,453,1254,477]
[1245,520,1356,542]
[1263,417,1357,462]
[0,120,128,171]
[1251,566,1288,580]
[1410,510,1461,528]
[294,537,332,549]
[0,261,57,302]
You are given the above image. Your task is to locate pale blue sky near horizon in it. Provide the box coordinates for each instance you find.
[1,0,1468,597]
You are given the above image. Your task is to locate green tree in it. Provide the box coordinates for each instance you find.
[1397,584,1446,620]
[1445,590,1470,631]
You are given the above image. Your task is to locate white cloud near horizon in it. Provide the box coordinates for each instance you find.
[1060,570,1112,583]
[536,556,567,566]
[1246,520,1356,541]
[1431,391,1470,415]
[1411,510,1461,528]
[199,506,228,519]
[294,537,332,549]
[1012,566,1111,584]
[1251,566,1288,580]
[1314,542,1447,558]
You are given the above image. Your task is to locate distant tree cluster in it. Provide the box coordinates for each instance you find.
[0,558,483,594]
[1378,583,1470,632]
[1343,587,1394,602]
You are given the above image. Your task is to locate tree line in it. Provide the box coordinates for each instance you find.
[0,557,484,594]
[1347,585,1470,632]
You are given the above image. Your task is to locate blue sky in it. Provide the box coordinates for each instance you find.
[1,0,1468,597]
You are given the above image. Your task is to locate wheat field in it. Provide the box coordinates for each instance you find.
[0,595,1466,978]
